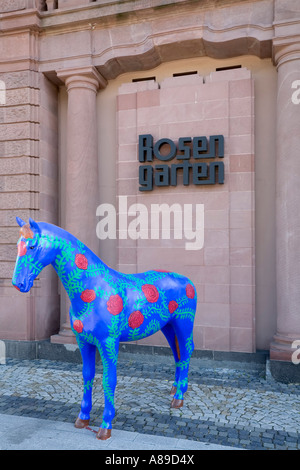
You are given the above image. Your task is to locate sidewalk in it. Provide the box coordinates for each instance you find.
[0,352,299,450]
[0,413,237,450]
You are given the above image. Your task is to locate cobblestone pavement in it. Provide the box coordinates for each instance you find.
[0,352,300,450]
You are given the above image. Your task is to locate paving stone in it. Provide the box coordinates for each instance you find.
[0,355,300,449]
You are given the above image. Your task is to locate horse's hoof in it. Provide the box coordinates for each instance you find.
[96,428,112,440]
[170,385,177,396]
[171,397,184,408]
[74,417,90,429]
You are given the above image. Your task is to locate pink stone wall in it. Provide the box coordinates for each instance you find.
[0,70,60,340]
[116,68,255,352]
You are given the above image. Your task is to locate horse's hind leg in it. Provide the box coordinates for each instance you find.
[75,341,96,428]
[169,318,194,408]
[161,323,181,396]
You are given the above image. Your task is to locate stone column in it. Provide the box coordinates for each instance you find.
[51,66,107,344]
[270,43,300,361]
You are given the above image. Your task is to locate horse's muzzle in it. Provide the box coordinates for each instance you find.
[12,279,32,293]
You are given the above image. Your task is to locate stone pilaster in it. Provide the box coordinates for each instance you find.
[270,42,300,362]
[51,66,107,344]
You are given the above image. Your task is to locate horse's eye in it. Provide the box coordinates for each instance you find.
[29,246,35,250]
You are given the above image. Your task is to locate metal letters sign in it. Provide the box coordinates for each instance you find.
[138,134,225,191]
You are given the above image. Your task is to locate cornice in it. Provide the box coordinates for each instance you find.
[272,38,300,68]
[36,0,275,81]
[2,0,300,80]
[38,0,272,32]
[0,8,42,34]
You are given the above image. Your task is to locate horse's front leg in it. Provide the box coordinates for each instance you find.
[74,341,96,429]
[96,336,119,440]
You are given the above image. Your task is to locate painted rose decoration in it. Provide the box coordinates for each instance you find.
[73,319,84,333]
[75,254,88,270]
[186,284,195,299]
[142,284,159,303]
[107,294,123,315]
[168,300,178,313]
[80,289,96,303]
[128,310,144,329]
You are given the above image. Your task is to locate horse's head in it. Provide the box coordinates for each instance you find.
[12,217,50,293]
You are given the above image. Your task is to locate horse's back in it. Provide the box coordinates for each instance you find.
[117,269,197,342]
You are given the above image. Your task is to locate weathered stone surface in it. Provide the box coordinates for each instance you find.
[0,122,38,141]
[0,71,39,90]
[5,88,39,107]
[0,156,38,175]
[0,0,26,13]
[0,174,38,192]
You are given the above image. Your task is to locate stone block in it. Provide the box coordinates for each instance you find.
[208,67,251,82]
[0,209,30,226]
[0,156,34,175]
[204,247,229,266]
[58,0,93,9]
[117,109,136,128]
[5,88,39,107]
[230,247,253,267]
[230,97,253,117]
[0,174,38,192]
[0,0,26,13]
[118,144,138,162]
[229,134,253,155]
[230,327,254,353]
[205,284,230,304]
[1,105,38,124]
[230,154,254,173]
[230,210,253,229]
[117,93,137,111]
[4,339,37,360]
[229,116,252,135]
[160,85,199,105]
[160,74,203,88]
[274,0,300,21]
[269,359,300,384]
[0,244,16,261]
[0,122,38,141]
[0,71,38,90]
[231,303,254,328]
[203,326,230,351]
[0,192,38,210]
[0,261,15,278]
[231,284,254,305]
[137,89,160,108]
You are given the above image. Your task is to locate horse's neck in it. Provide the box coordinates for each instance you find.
[40,222,106,291]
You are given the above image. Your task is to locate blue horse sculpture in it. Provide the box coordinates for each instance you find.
[12,217,197,440]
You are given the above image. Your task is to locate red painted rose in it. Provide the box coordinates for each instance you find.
[186,284,195,299]
[107,294,123,315]
[168,300,178,314]
[75,254,88,270]
[142,284,159,303]
[73,319,84,334]
[128,310,144,329]
[80,289,96,303]
[17,240,27,257]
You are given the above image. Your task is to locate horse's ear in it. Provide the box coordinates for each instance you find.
[29,218,41,234]
[16,217,26,227]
